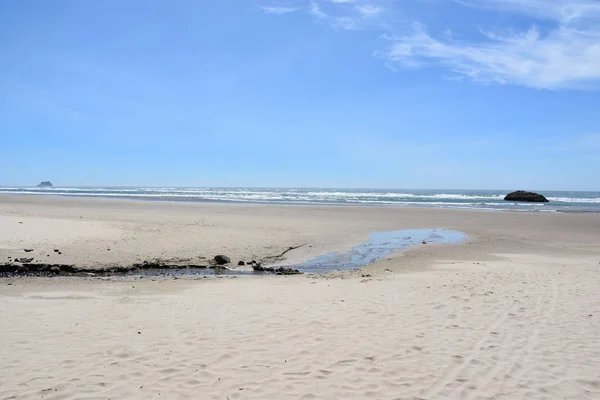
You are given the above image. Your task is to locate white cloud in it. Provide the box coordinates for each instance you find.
[262,0,600,89]
[333,16,359,29]
[310,1,327,18]
[384,1,600,89]
[262,0,386,30]
[382,23,600,89]
[259,6,299,14]
[355,4,383,17]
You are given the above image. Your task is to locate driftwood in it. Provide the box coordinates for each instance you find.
[260,244,307,264]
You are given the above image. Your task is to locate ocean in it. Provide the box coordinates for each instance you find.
[1,187,599,213]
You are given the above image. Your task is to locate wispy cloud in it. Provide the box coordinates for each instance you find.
[262,0,600,90]
[380,1,600,89]
[259,5,300,14]
[310,1,327,18]
[319,1,388,30]
[355,4,383,17]
[381,24,600,89]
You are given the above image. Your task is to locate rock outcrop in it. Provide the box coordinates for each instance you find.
[504,190,549,203]
[36,181,54,188]
[214,255,231,265]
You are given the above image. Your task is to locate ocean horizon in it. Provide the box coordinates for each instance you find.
[2,187,599,213]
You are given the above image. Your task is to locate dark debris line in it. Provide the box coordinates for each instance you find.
[1,244,310,278]
[0,259,302,278]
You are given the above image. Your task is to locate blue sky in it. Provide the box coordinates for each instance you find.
[1,0,599,190]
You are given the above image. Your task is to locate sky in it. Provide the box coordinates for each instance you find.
[1,0,599,190]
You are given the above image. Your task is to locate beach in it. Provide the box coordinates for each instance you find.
[1,195,600,399]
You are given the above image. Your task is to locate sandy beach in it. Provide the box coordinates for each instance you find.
[1,195,600,399]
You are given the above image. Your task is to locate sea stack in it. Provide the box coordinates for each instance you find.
[504,190,549,203]
[36,181,54,188]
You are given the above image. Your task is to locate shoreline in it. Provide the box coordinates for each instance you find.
[0,192,594,215]
[2,188,599,213]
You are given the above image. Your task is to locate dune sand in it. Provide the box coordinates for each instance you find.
[1,195,600,399]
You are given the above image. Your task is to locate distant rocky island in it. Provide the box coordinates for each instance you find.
[504,190,549,203]
[36,181,54,188]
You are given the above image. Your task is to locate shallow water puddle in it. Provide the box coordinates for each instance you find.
[118,229,467,276]
[129,267,255,277]
[296,229,468,273]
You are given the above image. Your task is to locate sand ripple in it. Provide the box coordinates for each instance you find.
[1,255,599,399]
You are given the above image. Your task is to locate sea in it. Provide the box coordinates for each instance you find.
[1,187,599,213]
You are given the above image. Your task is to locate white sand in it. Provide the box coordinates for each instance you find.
[1,195,600,399]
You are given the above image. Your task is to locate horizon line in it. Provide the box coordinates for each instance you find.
[0,185,598,193]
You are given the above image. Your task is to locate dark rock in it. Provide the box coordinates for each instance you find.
[504,190,549,203]
[54,249,60,253]
[59,265,76,273]
[237,261,245,266]
[0,264,18,273]
[422,241,427,245]
[24,249,33,253]
[251,265,301,275]
[49,266,60,274]
[15,258,34,263]
[214,255,231,265]
[134,261,163,269]
[275,267,301,275]
[36,181,54,188]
